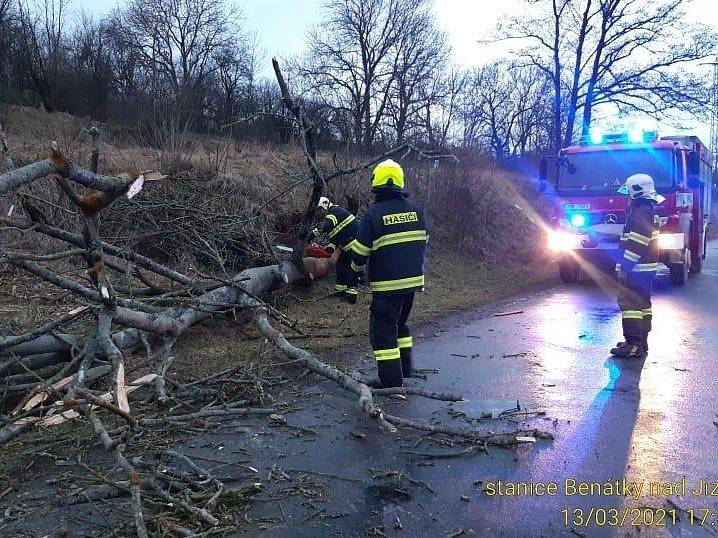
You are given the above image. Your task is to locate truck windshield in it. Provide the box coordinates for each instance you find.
[557,148,675,195]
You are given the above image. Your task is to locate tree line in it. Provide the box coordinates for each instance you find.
[0,0,714,157]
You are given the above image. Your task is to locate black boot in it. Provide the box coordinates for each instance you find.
[400,348,413,378]
[377,360,403,388]
[610,341,628,355]
[340,290,358,304]
[643,318,651,353]
[611,341,646,359]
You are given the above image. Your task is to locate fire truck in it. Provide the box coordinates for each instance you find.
[539,130,713,285]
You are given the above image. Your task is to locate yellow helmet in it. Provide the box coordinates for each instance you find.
[371,159,405,192]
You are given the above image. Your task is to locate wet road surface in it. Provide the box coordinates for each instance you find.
[250,242,718,537]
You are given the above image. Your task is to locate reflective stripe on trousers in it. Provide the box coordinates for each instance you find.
[617,271,654,345]
[370,293,415,362]
[374,348,400,361]
[370,275,424,293]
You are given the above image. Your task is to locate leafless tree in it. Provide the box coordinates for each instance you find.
[213,40,255,125]
[498,0,717,148]
[66,12,114,116]
[418,67,465,148]
[13,0,70,111]
[0,0,16,99]
[297,0,439,153]
[578,0,716,136]
[118,0,239,90]
[457,62,551,157]
[384,3,449,145]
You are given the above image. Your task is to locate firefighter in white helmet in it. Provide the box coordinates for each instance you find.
[308,196,360,303]
[611,173,664,359]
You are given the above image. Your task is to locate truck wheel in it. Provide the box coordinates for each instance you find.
[559,258,580,284]
[669,249,690,285]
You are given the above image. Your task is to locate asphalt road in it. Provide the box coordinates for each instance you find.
[7,245,717,538]
[256,242,718,537]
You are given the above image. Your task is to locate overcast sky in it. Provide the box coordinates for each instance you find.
[75,0,718,142]
[74,0,531,67]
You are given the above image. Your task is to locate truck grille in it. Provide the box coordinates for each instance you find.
[600,212,626,224]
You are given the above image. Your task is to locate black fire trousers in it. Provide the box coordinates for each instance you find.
[334,249,358,297]
[617,272,654,345]
[370,292,414,366]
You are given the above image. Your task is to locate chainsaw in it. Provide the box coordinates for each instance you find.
[275,243,333,259]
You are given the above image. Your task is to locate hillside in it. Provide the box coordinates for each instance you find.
[0,104,554,349]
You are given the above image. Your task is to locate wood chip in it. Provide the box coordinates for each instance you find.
[140,170,168,181]
[116,362,130,414]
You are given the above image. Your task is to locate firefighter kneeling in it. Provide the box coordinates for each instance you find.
[611,173,664,359]
[351,159,428,387]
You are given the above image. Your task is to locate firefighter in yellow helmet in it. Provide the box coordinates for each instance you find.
[351,159,428,387]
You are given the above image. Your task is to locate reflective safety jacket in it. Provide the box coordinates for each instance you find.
[616,198,660,274]
[351,192,427,294]
[310,205,359,251]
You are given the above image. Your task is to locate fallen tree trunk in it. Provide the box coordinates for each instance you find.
[0,160,55,195]
[0,352,72,377]
[0,334,78,360]
[0,144,133,197]
[0,307,89,353]
[2,260,307,366]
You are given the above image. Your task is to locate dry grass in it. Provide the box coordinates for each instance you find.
[0,105,556,372]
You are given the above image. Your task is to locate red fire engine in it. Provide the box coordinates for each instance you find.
[539,130,713,285]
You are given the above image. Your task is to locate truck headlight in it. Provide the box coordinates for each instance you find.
[658,233,684,250]
[548,231,580,251]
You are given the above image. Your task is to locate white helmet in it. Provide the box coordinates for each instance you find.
[618,173,665,204]
[318,196,332,210]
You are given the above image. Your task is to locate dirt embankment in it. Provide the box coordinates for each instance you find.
[0,104,554,343]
